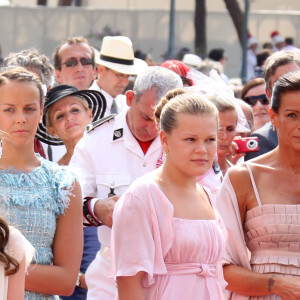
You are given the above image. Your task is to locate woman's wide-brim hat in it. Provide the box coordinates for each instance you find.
[96,36,148,75]
[36,84,107,146]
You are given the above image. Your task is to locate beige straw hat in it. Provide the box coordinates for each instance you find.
[96,36,148,75]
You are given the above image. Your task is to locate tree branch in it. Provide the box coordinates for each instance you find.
[223,0,244,46]
[194,0,206,57]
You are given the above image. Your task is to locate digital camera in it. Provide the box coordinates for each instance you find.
[234,137,259,153]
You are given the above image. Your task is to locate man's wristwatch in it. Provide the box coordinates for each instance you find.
[76,272,84,287]
[83,197,103,226]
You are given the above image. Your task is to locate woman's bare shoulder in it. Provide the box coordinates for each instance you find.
[227,163,250,183]
[226,164,250,195]
[244,149,276,167]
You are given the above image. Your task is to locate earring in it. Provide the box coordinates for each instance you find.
[164,148,169,156]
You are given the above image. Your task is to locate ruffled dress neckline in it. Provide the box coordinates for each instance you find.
[0,154,42,175]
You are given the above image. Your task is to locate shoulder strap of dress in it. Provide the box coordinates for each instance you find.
[245,163,263,207]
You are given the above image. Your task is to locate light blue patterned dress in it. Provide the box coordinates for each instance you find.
[0,156,76,300]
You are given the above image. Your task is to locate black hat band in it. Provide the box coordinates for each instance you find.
[100,54,134,65]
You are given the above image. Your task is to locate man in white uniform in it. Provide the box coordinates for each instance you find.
[90,36,147,115]
[70,66,183,299]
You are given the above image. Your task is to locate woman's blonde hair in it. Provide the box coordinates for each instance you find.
[46,96,90,128]
[205,93,236,113]
[154,88,218,133]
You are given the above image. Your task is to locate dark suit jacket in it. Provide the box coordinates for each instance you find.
[245,122,278,160]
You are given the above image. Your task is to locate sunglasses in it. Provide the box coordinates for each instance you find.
[62,57,94,68]
[244,94,269,106]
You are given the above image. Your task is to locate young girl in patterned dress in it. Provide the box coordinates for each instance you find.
[0,67,83,299]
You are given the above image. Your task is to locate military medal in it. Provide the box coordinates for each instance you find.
[113,128,123,140]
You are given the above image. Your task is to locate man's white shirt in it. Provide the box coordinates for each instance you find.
[89,80,128,115]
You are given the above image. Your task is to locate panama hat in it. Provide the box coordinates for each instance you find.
[36,84,106,146]
[96,36,148,75]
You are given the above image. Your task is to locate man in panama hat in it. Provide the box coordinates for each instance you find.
[90,36,148,115]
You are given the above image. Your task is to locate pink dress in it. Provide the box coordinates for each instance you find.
[217,164,300,300]
[112,171,226,300]
[244,164,300,300]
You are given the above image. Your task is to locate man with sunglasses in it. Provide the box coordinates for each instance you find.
[245,51,300,160]
[53,36,97,91]
[89,36,147,115]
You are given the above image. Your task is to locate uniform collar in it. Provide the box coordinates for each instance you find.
[111,108,161,157]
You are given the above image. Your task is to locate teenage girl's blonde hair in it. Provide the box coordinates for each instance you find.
[154,88,218,133]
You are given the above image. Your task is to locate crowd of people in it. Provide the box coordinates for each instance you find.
[0,30,300,300]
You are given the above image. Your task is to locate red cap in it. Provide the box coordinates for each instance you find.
[160,60,190,77]
[271,30,280,38]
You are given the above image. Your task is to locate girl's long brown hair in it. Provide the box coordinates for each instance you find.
[0,217,19,275]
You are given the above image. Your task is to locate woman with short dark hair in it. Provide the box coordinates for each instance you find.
[218,69,300,299]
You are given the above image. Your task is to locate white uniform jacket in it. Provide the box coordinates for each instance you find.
[70,107,162,299]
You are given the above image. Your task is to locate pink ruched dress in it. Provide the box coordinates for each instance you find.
[244,164,300,300]
[112,171,226,300]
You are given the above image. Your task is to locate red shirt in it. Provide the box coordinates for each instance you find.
[137,139,153,154]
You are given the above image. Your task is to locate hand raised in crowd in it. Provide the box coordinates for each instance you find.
[226,140,246,165]
[94,196,120,228]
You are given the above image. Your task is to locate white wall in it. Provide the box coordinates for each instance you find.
[0,5,300,79]
[8,0,300,11]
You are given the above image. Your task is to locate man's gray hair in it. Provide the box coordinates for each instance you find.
[133,66,183,103]
[3,48,54,88]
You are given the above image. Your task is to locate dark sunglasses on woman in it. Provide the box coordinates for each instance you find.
[243,94,269,106]
[63,57,94,68]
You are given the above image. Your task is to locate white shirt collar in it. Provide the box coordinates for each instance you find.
[89,80,114,115]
